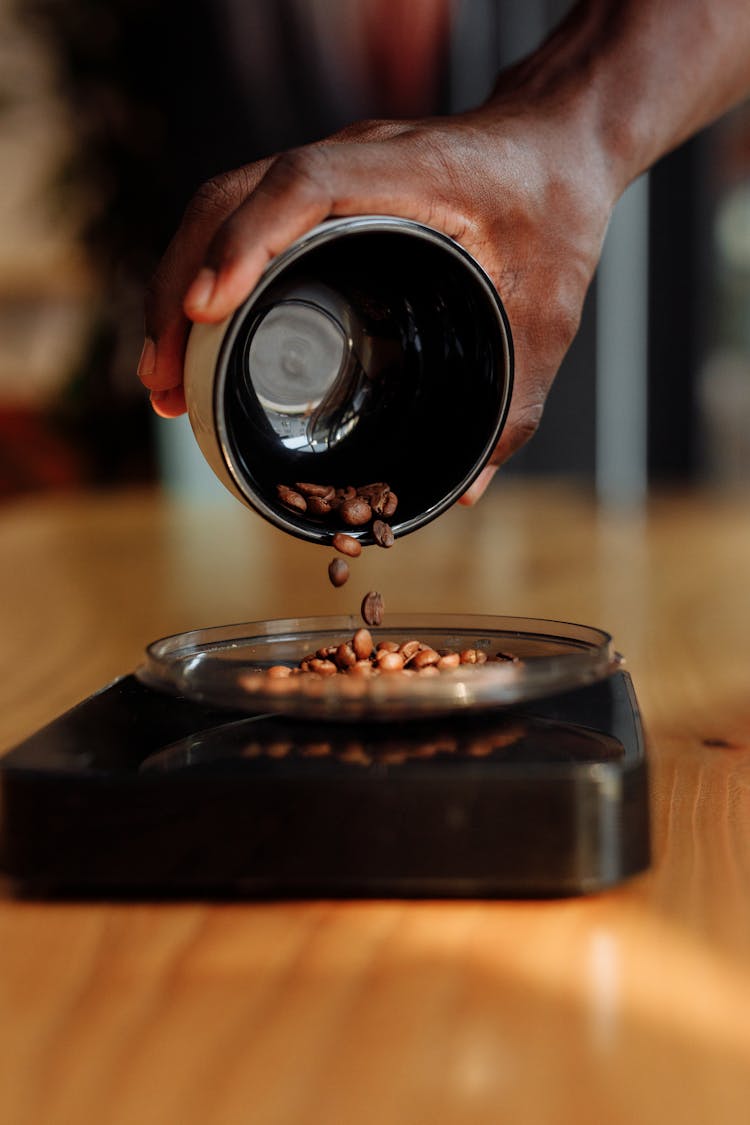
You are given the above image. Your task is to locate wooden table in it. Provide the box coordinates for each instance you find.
[0,481,749,1124]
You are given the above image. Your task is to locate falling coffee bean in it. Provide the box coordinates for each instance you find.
[332,532,362,558]
[361,590,385,627]
[372,520,394,548]
[328,558,350,587]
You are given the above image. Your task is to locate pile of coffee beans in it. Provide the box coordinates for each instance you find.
[246,627,521,681]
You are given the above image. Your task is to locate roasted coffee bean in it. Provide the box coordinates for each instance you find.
[335,486,357,503]
[357,482,387,498]
[332,532,362,558]
[328,558,350,587]
[398,640,421,663]
[276,484,307,512]
[382,491,398,517]
[335,642,357,669]
[361,590,384,627]
[267,664,293,678]
[307,496,332,516]
[248,629,524,682]
[368,485,390,514]
[372,519,395,548]
[494,650,521,663]
[349,659,374,676]
[295,482,334,498]
[340,496,372,526]
[352,627,374,660]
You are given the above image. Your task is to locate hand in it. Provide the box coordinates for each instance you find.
[138,100,617,503]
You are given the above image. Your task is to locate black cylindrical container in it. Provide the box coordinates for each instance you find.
[185,215,513,544]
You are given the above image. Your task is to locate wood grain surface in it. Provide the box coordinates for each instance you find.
[0,480,749,1125]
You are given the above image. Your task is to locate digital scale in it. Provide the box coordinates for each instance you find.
[0,615,650,898]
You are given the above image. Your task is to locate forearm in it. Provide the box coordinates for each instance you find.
[482,0,750,198]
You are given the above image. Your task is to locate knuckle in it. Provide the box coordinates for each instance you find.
[335,117,403,142]
[509,401,545,453]
[183,169,248,225]
[271,145,329,192]
[548,282,583,351]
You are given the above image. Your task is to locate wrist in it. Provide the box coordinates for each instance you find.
[477,0,750,204]
[476,7,639,205]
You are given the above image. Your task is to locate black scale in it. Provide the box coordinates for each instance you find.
[0,615,650,898]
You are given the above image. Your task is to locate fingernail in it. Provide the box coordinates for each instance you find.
[185,267,217,313]
[149,386,186,418]
[137,336,156,381]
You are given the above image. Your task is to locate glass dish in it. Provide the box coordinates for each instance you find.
[136,614,621,722]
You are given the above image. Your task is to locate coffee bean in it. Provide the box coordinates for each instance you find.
[398,640,421,663]
[335,642,357,669]
[349,660,374,677]
[372,519,394,548]
[340,497,372,526]
[295,482,334,498]
[361,590,384,627]
[367,485,390,514]
[247,627,524,683]
[276,484,307,512]
[307,496,332,516]
[352,627,374,660]
[328,558,350,587]
[357,482,387,498]
[382,491,398,518]
[332,532,362,558]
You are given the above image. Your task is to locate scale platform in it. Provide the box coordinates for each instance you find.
[0,616,650,898]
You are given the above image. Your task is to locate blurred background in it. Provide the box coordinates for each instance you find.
[0,0,748,504]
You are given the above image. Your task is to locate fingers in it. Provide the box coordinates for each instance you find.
[180,132,466,324]
[458,398,545,505]
[459,465,497,506]
[182,148,336,323]
[138,162,272,410]
[140,129,469,417]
